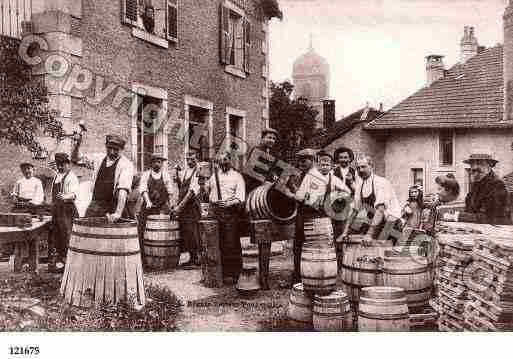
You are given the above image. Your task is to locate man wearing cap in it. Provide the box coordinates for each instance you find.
[283,148,347,284]
[11,162,44,213]
[49,153,79,272]
[174,150,201,266]
[138,152,177,254]
[210,151,245,285]
[442,153,509,224]
[85,135,134,223]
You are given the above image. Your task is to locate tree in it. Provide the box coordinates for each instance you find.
[269,80,318,163]
[0,37,63,155]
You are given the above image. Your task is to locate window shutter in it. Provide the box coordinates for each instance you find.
[122,0,138,26]
[243,18,251,73]
[220,5,230,65]
[166,0,178,41]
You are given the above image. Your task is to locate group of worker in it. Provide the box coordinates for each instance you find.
[8,128,511,286]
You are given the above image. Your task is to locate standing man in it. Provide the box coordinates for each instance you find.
[11,162,44,214]
[210,151,245,285]
[85,135,134,223]
[245,127,281,192]
[350,154,401,245]
[442,153,509,224]
[138,152,177,251]
[333,146,356,194]
[50,153,79,272]
[174,150,201,266]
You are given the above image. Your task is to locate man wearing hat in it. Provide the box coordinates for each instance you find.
[442,153,509,224]
[85,135,134,223]
[49,153,79,272]
[138,152,177,254]
[11,162,44,213]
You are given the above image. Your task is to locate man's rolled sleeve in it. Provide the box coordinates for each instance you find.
[116,158,134,193]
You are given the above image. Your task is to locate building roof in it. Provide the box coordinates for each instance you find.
[367,45,513,130]
[309,107,384,148]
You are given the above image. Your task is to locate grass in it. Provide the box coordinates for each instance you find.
[0,272,182,332]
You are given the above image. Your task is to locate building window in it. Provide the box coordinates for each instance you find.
[224,108,246,171]
[439,130,454,166]
[187,106,210,161]
[135,95,165,171]
[411,168,424,189]
[220,2,251,77]
[122,0,177,47]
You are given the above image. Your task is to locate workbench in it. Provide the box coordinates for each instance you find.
[0,216,52,272]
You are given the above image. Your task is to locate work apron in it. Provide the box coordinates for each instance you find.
[213,205,242,279]
[177,168,200,257]
[51,172,78,260]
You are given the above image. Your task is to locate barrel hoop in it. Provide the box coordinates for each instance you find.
[69,246,140,256]
[71,231,137,240]
[304,283,336,289]
[341,280,366,288]
[300,258,337,263]
[358,311,409,321]
[313,311,350,318]
[145,228,178,232]
[73,217,136,228]
[144,243,180,248]
[404,287,432,295]
[340,264,381,274]
[302,275,337,280]
[290,300,313,309]
[383,267,431,275]
[145,254,180,258]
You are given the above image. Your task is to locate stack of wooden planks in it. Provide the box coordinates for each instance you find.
[464,229,513,331]
[431,223,476,332]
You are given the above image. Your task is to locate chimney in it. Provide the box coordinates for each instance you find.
[379,102,383,112]
[460,26,479,63]
[426,55,445,87]
[323,99,336,129]
[504,1,513,121]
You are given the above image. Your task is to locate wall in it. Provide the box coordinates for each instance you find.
[384,128,513,201]
[323,122,386,176]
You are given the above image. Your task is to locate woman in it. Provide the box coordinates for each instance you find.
[401,185,424,229]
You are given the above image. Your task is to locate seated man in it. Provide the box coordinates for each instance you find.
[11,162,44,214]
[442,153,509,224]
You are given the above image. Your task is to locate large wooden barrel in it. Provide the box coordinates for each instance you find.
[287,283,313,323]
[304,217,333,243]
[301,242,337,295]
[198,219,223,288]
[382,246,434,312]
[340,244,387,305]
[358,286,410,332]
[313,290,352,331]
[245,183,297,223]
[60,217,145,308]
[143,214,181,270]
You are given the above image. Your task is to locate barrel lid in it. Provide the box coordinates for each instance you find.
[314,290,348,302]
[74,217,137,228]
[361,286,405,300]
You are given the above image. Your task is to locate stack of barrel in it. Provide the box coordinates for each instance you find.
[464,231,513,331]
[431,226,475,331]
[288,217,352,331]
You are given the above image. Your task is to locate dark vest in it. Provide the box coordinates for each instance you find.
[93,157,120,201]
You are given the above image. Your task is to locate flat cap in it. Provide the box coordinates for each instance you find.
[54,152,71,163]
[296,148,317,158]
[105,134,126,149]
[262,127,279,137]
[462,153,498,167]
[150,152,167,162]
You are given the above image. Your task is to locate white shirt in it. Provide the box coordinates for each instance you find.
[209,168,245,203]
[295,167,349,210]
[12,177,44,205]
[138,169,177,207]
[354,174,401,219]
[50,170,80,210]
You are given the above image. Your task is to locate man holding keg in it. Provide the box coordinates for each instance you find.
[174,150,202,267]
[138,152,177,253]
[209,151,245,285]
[49,153,79,273]
[85,135,134,223]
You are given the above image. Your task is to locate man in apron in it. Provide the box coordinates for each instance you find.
[11,162,45,214]
[85,135,134,223]
[209,151,246,285]
[50,153,79,272]
[138,152,177,253]
[175,150,201,266]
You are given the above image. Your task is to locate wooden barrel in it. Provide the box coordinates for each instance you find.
[245,183,297,223]
[287,283,313,323]
[358,286,410,332]
[60,217,145,308]
[301,241,337,295]
[304,217,333,243]
[340,244,386,305]
[198,220,223,288]
[382,246,434,312]
[313,290,352,331]
[143,214,181,270]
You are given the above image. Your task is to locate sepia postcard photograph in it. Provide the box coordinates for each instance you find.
[0,0,512,357]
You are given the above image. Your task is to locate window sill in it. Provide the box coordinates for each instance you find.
[225,65,246,79]
[132,27,169,49]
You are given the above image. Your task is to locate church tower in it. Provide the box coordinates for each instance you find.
[292,36,331,129]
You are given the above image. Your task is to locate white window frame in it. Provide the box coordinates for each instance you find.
[223,0,247,79]
[131,83,169,172]
[437,129,456,169]
[184,95,214,162]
